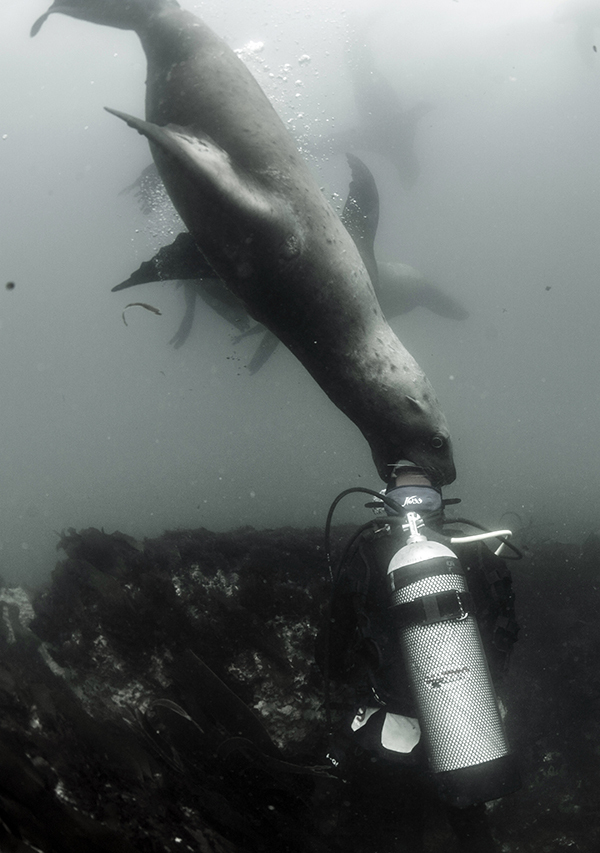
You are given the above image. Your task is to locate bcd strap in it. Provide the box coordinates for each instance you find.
[391,589,475,627]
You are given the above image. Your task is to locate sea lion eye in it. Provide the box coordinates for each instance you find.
[431,435,445,449]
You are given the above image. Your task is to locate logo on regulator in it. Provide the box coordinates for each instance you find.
[401,495,423,506]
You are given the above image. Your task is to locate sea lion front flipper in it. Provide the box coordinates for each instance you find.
[105,109,280,227]
[112,232,213,292]
[341,153,380,288]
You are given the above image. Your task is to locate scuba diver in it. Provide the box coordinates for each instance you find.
[317,461,521,853]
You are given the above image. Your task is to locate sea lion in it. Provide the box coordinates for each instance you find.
[31,0,456,485]
[312,17,433,190]
[340,154,468,321]
[115,156,467,364]
[113,154,382,364]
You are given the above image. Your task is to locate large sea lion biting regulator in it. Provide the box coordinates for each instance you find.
[31,0,456,486]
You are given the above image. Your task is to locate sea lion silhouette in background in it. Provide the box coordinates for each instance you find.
[376,263,469,322]
[313,16,433,190]
[31,0,456,486]
[339,154,468,321]
[114,156,467,369]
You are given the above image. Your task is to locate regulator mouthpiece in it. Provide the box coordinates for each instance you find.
[384,484,443,517]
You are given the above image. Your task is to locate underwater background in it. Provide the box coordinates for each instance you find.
[0,2,600,851]
[1,0,600,586]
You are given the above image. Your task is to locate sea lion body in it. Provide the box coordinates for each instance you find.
[32,0,455,484]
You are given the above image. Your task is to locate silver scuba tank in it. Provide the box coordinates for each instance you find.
[387,512,520,807]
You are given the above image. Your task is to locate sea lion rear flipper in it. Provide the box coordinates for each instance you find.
[196,280,250,334]
[341,153,380,288]
[112,232,213,292]
[247,330,279,374]
[168,282,197,348]
[417,280,470,321]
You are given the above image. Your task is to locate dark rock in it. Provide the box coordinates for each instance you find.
[0,525,597,850]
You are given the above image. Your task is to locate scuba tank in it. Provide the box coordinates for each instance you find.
[387,510,520,807]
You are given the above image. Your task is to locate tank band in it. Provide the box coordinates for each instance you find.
[391,589,475,627]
